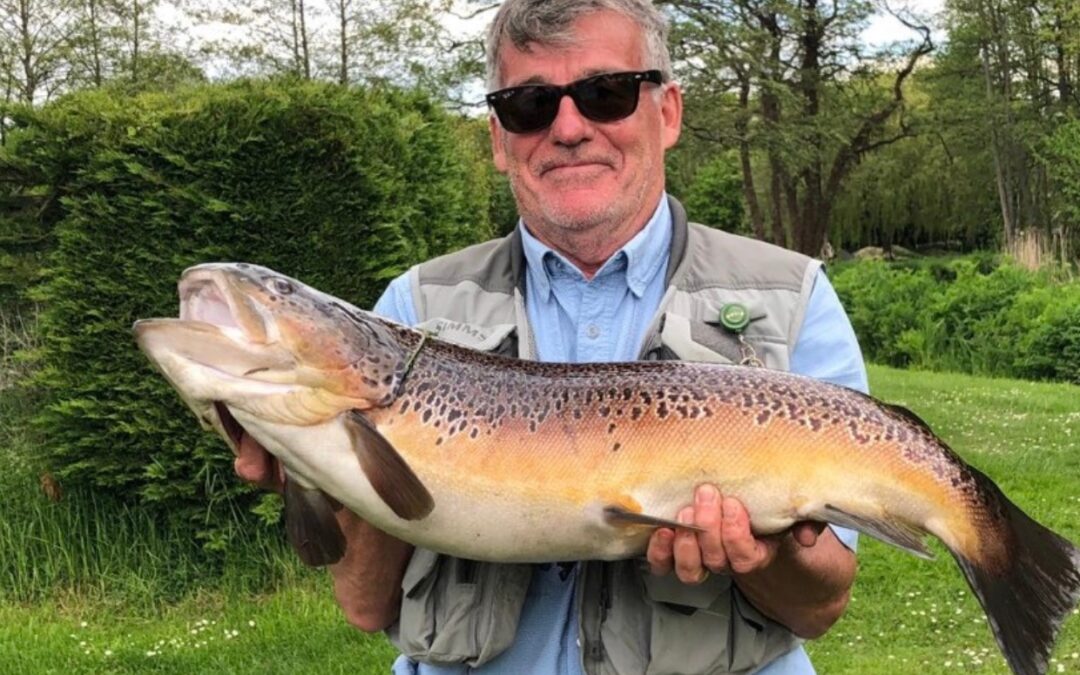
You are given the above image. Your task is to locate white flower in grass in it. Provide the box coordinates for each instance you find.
[104,650,113,657]
[80,621,88,628]
[248,620,256,627]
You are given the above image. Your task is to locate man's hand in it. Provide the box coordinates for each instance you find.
[232,431,413,632]
[234,431,284,492]
[645,484,856,638]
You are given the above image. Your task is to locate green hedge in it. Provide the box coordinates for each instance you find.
[832,256,1080,384]
[10,79,492,549]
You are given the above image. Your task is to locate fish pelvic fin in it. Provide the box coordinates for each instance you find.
[603,505,705,532]
[346,410,434,521]
[953,469,1080,675]
[817,503,934,560]
[283,476,346,567]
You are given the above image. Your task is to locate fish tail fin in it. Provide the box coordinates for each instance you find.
[952,470,1080,675]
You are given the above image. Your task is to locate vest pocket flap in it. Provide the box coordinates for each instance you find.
[415,318,517,353]
[659,313,742,364]
[642,569,733,610]
[401,548,442,598]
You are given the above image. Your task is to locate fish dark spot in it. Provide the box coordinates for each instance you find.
[421,409,432,424]
[398,400,409,414]
[612,442,621,452]
[447,409,461,423]
[657,402,669,419]
[598,405,611,417]
[436,437,443,445]
[607,422,616,434]
[631,407,643,421]
[676,405,689,418]
[470,427,479,439]
[756,410,771,425]
[529,420,537,433]
[623,388,633,400]
[383,374,394,386]
[573,409,583,420]
[809,418,822,432]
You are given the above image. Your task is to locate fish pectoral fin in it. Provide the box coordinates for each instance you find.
[283,475,346,567]
[345,410,434,521]
[818,503,934,560]
[603,505,706,532]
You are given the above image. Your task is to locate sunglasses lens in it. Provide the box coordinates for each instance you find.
[488,71,659,133]
[494,86,561,133]
[573,74,640,122]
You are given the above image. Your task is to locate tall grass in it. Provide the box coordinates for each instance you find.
[0,477,311,610]
[0,307,312,610]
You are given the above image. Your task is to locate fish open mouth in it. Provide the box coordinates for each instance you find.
[181,278,241,330]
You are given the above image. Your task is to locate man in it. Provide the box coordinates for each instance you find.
[236,0,865,672]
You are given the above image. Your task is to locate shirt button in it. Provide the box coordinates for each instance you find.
[586,324,600,339]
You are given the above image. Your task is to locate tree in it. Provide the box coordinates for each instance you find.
[0,0,79,103]
[667,0,933,255]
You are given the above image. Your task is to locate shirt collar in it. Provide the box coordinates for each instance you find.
[518,195,672,302]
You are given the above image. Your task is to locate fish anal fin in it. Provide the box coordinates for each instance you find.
[817,503,933,559]
[603,504,705,533]
[283,477,346,567]
[346,410,434,521]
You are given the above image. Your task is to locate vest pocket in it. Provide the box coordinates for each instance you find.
[390,550,532,667]
[642,572,734,674]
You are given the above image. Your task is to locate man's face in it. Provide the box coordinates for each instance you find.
[489,11,682,243]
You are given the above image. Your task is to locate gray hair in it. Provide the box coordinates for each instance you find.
[485,0,673,91]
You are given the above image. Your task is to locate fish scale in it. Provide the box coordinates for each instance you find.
[135,262,1080,675]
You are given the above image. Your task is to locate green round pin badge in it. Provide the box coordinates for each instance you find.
[719,303,750,332]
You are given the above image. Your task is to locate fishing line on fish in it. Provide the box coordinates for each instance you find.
[396,329,434,395]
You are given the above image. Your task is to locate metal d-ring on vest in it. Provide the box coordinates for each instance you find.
[719,303,764,368]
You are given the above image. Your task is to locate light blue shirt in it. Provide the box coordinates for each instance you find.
[378,195,868,675]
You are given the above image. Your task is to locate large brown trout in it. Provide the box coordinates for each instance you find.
[135,263,1079,675]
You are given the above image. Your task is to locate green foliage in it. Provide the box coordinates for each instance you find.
[832,255,1080,383]
[1045,119,1080,226]
[682,152,745,233]
[9,79,492,545]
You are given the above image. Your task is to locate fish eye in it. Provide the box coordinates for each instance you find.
[269,277,294,295]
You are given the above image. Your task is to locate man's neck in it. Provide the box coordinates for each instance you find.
[523,195,665,280]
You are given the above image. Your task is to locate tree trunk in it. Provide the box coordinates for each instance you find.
[337,0,347,84]
[88,0,103,86]
[980,42,1016,246]
[132,0,141,83]
[735,77,766,240]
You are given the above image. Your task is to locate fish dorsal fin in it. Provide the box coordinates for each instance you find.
[817,503,934,559]
[283,476,346,567]
[345,410,434,520]
[881,401,935,433]
[603,504,705,532]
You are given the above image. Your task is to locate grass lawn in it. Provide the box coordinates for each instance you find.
[1,364,1078,673]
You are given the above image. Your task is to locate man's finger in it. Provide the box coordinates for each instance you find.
[792,521,826,547]
[694,485,727,573]
[646,528,676,576]
[720,496,769,574]
[234,432,283,492]
[673,506,706,583]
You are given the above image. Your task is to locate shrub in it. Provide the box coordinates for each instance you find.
[832,255,1080,384]
[11,79,492,546]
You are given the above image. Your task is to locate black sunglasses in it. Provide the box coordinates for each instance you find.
[486,70,664,134]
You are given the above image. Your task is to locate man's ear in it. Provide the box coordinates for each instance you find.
[660,82,683,150]
[489,114,508,174]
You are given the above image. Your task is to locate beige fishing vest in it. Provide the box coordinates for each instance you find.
[387,197,821,675]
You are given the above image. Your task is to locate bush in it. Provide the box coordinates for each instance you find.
[10,79,493,547]
[832,255,1080,383]
[682,152,745,233]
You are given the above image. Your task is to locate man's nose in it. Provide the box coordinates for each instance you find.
[549,94,593,145]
